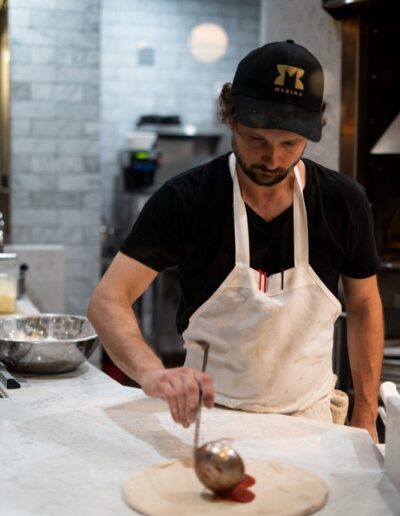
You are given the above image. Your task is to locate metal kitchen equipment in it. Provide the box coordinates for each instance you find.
[0,314,99,374]
[193,340,209,451]
[0,253,18,314]
[193,341,245,494]
[194,440,245,494]
[0,363,20,389]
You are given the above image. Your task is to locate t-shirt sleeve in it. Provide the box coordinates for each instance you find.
[120,184,185,271]
[341,186,381,279]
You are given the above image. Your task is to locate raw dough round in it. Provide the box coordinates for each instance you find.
[123,458,329,515]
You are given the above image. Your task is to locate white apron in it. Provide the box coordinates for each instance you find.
[183,153,342,421]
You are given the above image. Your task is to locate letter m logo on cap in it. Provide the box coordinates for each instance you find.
[274,64,305,90]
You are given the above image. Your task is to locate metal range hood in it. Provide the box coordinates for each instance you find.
[370,113,400,155]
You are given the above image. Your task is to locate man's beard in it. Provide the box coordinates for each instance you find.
[232,136,301,187]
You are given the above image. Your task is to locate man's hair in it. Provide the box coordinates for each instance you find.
[218,83,236,126]
[218,82,327,128]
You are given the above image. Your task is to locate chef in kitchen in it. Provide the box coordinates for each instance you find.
[88,40,383,442]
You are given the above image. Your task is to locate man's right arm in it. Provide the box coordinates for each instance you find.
[87,252,214,427]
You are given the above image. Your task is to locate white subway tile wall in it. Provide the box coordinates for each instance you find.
[100,0,261,226]
[8,0,261,315]
[9,0,101,315]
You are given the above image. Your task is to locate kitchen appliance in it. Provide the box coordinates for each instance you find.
[120,149,160,190]
[120,130,160,191]
[0,314,98,374]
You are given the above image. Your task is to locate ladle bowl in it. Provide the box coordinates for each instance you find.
[194,439,245,494]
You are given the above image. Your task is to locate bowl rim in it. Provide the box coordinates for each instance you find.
[0,314,98,344]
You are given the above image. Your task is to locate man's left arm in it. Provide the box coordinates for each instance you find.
[342,274,384,442]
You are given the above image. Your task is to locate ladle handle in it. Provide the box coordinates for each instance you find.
[194,341,210,450]
[200,341,209,374]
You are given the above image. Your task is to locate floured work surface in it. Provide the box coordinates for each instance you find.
[123,458,329,515]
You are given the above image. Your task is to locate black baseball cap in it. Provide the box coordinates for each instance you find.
[231,40,324,142]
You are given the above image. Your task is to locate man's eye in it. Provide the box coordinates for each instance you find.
[283,141,297,147]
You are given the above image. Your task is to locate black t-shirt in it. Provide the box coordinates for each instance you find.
[121,153,380,334]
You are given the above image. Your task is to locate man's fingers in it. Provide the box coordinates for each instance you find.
[143,367,215,426]
[182,374,201,424]
[199,373,215,408]
[161,382,180,423]
[168,375,189,427]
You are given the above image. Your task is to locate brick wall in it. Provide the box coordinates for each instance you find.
[8,0,101,315]
[101,0,261,226]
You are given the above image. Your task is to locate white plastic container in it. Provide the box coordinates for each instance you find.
[125,131,157,151]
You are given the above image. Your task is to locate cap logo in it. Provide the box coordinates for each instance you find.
[274,64,304,96]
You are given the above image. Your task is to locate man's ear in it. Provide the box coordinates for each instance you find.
[226,117,234,130]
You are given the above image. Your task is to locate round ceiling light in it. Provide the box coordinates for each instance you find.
[189,23,229,63]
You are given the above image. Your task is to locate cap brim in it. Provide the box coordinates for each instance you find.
[234,96,322,142]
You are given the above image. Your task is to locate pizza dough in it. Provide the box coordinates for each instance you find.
[123,458,329,515]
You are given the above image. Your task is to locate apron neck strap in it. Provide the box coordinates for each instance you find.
[228,153,309,267]
[229,153,250,264]
[292,164,309,267]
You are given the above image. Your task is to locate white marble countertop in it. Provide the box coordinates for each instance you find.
[0,363,399,515]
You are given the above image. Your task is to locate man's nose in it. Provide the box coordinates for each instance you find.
[261,146,280,170]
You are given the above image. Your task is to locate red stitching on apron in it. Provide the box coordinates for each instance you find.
[257,269,268,293]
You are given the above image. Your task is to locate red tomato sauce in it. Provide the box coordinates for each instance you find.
[215,474,256,503]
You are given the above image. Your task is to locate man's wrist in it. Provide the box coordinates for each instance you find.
[136,363,164,385]
[351,404,378,424]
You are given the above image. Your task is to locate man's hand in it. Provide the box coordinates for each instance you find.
[349,415,379,443]
[139,367,215,427]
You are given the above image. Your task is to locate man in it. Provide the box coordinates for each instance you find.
[88,40,383,441]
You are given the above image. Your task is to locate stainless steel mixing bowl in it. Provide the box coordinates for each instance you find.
[0,314,99,374]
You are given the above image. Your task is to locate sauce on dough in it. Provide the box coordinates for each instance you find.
[216,474,256,503]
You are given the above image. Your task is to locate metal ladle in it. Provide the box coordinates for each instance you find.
[193,341,245,495]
